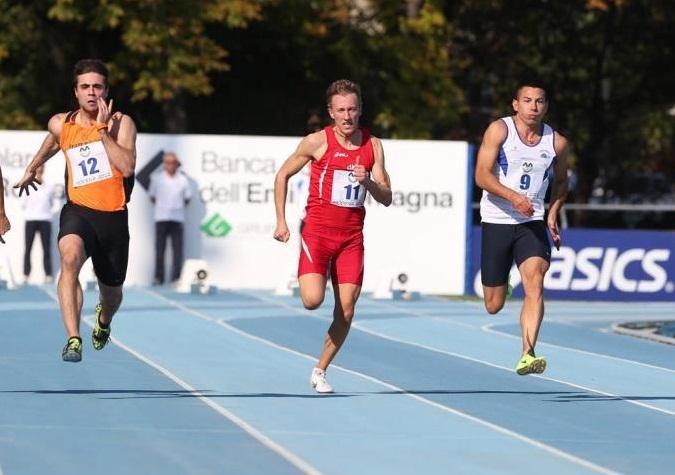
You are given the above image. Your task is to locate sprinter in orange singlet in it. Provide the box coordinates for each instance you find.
[274,80,392,393]
[15,59,137,363]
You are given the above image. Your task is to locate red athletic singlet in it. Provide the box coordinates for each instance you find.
[303,126,375,230]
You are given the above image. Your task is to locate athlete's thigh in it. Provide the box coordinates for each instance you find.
[90,210,130,287]
[513,221,551,266]
[517,255,549,289]
[480,222,515,286]
[92,241,129,287]
[58,204,96,256]
[58,233,88,270]
[332,229,364,286]
[298,223,337,278]
[298,272,328,307]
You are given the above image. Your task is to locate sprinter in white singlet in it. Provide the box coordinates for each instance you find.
[475,79,569,376]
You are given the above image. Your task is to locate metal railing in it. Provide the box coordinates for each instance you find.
[471,202,675,229]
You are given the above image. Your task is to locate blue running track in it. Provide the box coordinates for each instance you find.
[1,285,674,475]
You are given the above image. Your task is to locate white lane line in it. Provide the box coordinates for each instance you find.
[338,292,675,409]
[39,286,322,475]
[178,289,621,475]
[359,320,675,417]
[352,295,675,415]
[102,334,323,475]
[481,323,675,375]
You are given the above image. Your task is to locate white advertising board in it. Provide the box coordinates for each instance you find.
[0,131,470,295]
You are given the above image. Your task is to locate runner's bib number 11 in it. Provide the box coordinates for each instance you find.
[331,170,367,207]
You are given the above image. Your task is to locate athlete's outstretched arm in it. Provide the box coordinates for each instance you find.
[15,114,65,196]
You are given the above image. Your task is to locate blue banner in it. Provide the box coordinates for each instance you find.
[469,227,675,301]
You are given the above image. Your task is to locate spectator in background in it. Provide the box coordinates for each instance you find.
[22,166,59,284]
[149,152,191,286]
[0,165,10,244]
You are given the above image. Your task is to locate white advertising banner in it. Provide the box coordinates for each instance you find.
[0,131,470,295]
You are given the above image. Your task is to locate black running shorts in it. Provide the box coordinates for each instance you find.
[480,221,551,287]
[58,203,130,287]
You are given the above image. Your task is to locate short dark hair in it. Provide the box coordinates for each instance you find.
[326,79,362,109]
[72,59,109,88]
[514,77,550,101]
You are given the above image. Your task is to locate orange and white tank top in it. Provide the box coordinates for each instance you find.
[60,111,127,211]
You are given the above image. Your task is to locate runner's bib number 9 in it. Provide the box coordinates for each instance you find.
[511,158,548,200]
[65,140,114,188]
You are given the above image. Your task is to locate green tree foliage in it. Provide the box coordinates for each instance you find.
[1,0,673,222]
[0,0,267,132]
[187,0,466,138]
[50,0,268,132]
[0,0,75,129]
[441,0,675,218]
[353,1,467,139]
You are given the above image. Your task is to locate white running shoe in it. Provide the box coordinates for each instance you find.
[310,367,334,394]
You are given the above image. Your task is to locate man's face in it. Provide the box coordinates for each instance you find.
[328,93,361,137]
[512,87,548,125]
[163,154,180,175]
[74,72,107,113]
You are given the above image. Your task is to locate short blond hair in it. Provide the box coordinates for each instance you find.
[326,79,362,109]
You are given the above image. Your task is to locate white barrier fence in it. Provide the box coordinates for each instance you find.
[0,131,472,295]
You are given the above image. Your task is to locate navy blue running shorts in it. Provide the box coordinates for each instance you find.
[480,221,551,287]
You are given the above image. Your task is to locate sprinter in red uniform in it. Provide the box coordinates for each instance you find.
[274,79,392,393]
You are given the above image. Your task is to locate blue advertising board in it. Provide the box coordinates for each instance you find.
[468,227,675,301]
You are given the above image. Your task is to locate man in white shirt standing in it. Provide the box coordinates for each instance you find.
[148,152,192,286]
[23,166,60,284]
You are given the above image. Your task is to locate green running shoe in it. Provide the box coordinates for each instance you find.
[62,337,82,362]
[506,273,513,299]
[515,353,546,376]
[92,303,111,350]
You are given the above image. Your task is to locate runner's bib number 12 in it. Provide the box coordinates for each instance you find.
[65,140,114,188]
